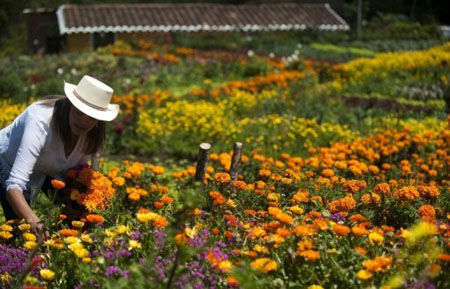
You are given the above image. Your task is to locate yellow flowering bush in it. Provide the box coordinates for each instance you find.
[137,100,238,141]
[0,100,26,129]
[340,42,450,83]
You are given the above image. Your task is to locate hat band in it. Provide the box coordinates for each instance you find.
[73,89,108,112]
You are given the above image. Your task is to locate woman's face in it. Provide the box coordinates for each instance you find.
[69,105,98,136]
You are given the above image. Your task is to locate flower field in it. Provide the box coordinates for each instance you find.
[0,41,449,288]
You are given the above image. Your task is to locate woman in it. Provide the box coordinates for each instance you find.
[0,75,119,232]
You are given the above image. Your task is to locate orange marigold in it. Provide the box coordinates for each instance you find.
[360,193,381,206]
[293,224,315,237]
[215,173,231,184]
[374,183,391,195]
[349,214,367,223]
[51,179,66,189]
[259,169,272,178]
[155,216,168,228]
[417,185,440,199]
[327,194,356,213]
[60,229,78,237]
[352,225,369,237]
[291,189,309,204]
[344,180,367,193]
[299,250,320,261]
[333,224,351,236]
[321,169,334,178]
[417,204,436,221]
[232,180,248,190]
[86,214,105,224]
[161,195,174,204]
[393,186,419,202]
[275,212,294,224]
[438,254,450,262]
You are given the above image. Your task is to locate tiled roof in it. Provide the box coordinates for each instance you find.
[57,3,349,34]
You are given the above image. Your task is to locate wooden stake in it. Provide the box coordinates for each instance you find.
[91,152,101,170]
[230,142,243,181]
[194,143,211,183]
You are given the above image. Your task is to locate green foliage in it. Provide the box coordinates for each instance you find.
[0,73,23,100]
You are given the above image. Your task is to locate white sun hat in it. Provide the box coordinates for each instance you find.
[64,75,119,121]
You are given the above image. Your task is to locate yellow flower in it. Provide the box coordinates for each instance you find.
[115,225,131,235]
[24,275,39,284]
[81,234,93,244]
[82,257,92,264]
[23,232,36,241]
[129,239,142,250]
[308,286,324,289]
[65,236,81,244]
[44,239,64,250]
[112,177,125,186]
[217,260,233,272]
[72,221,85,229]
[226,199,237,208]
[18,223,31,231]
[250,258,278,272]
[24,241,36,250]
[40,269,55,280]
[0,231,13,240]
[253,245,269,254]
[406,222,439,245]
[105,229,117,238]
[74,248,89,259]
[368,232,384,245]
[0,273,11,283]
[0,224,13,231]
[357,269,373,280]
[288,205,304,215]
[68,242,83,252]
[136,212,159,223]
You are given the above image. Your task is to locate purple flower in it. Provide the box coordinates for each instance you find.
[104,252,114,259]
[122,269,130,279]
[330,213,346,222]
[154,230,167,249]
[154,256,166,279]
[105,265,121,277]
[403,280,436,289]
[215,241,226,248]
[130,231,142,240]
[0,245,29,277]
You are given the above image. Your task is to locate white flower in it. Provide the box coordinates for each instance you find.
[31,84,36,90]
[247,50,254,57]
[57,68,64,75]
[269,53,275,58]
[71,68,78,75]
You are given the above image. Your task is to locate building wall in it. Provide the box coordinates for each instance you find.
[117,32,173,44]
[66,34,91,52]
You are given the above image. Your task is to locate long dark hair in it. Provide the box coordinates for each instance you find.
[49,97,106,155]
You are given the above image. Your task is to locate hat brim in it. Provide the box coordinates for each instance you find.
[64,81,119,122]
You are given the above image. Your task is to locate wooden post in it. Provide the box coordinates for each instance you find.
[91,152,100,170]
[229,142,243,181]
[356,0,363,40]
[194,143,211,184]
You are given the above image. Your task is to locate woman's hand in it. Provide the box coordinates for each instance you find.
[6,188,46,236]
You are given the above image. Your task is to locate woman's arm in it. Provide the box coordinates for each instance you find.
[5,110,49,231]
[6,187,42,231]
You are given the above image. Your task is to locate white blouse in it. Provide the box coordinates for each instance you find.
[0,100,88,201]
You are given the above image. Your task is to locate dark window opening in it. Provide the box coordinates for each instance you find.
[93,32,115,49]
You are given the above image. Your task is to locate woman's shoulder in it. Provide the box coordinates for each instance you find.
[24,101,55,124]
